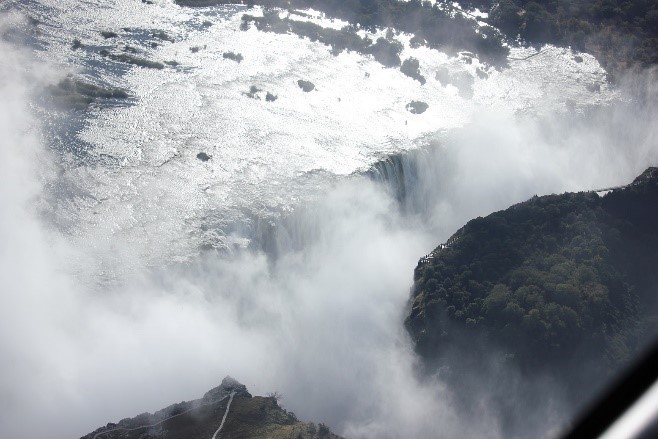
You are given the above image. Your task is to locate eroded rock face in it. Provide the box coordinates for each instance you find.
[203,376,252,402]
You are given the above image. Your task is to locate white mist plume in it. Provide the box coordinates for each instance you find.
[1,9,658,439]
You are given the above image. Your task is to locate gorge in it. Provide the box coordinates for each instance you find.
[0,1,656,438]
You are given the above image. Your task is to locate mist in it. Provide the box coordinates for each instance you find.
[1,8,658,439]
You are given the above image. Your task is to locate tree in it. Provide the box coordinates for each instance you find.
[489,0,522,36]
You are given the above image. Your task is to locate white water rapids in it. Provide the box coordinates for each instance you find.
[10,0,614,265]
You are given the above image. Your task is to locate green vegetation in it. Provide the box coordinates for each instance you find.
[318,422,331,437]
[218,396,342,439]
[406,168,658,397]
[177,1,657,77]
[406,100,428,114]
[474,0,658,78]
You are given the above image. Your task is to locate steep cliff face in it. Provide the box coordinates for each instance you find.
[82,377,342,439]
[405,168,658,403]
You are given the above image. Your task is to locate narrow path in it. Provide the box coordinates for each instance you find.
[509,48,551,62]
[92,394,230,439]
[211,391,236,439]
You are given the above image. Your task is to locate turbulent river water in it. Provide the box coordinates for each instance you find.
[1,1,656,438]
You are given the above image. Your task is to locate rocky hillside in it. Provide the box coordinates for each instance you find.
[82,377,342,439]
[406,168,658,405]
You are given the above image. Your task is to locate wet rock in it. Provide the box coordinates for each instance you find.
[297,79,315,92]
[400,57,426,84]
[245,85,262,99]
[203,376,252,402]
[152,30,175,43]
[223,51,243,63]
[100,50,165,69]
[48,75,129,110]
[101,31,118,39]
[406,100,428,114]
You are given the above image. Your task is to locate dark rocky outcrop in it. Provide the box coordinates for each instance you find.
[243,86,278,101]
[100,30,118,39]
[197,152,211,162]
[153,30,175,43]
[99,50,165,69]
[234,1,509,67]
[405,168,658,412]
[203,376,251,401]
[81,377,344,439]
[405,100,428,114]
[400,57,426,84]
[47,76,129,110]
[297,79,315,92]
[244,85,262,99]
[223,51,244,63]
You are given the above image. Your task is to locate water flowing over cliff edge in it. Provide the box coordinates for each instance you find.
[0,1,657,438]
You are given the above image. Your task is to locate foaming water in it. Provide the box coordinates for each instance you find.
[5,0,617,271]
